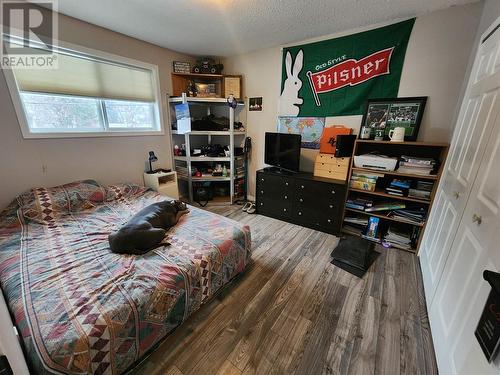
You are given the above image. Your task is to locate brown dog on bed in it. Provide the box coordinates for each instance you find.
[109,200,189,255]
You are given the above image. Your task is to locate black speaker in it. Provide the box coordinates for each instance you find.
[334,135,356,157]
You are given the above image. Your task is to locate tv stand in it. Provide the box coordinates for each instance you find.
[256,169,347,235]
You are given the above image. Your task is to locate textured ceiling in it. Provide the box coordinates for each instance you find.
[50,0,479,57]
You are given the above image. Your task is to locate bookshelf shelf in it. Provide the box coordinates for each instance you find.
[350,167,438,180]
[344,207,425,227]
[354,139,449,147]
[348,187,432,204]
[342,139,449,254]
[341,227,382,244]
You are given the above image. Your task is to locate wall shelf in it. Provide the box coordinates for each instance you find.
[168,94,247,205]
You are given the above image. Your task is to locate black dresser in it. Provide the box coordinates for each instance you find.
[256,168,346,235]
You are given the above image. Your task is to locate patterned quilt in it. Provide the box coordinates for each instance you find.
[0,180,251,375]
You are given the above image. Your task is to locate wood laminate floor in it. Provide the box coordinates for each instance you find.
[132,206,437,375]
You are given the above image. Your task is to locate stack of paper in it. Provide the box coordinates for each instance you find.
[397,155,436,176]
[408,181,434,200]
[383,226,413,250]
[389,208,427,224]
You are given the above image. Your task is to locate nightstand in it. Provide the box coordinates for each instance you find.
[143,171,179,199]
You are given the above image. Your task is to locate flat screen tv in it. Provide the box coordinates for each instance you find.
[264,132,301,172]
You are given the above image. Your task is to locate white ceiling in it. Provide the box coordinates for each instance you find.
[51,0,479,57]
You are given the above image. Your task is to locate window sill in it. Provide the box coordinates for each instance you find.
[20,129,165,139]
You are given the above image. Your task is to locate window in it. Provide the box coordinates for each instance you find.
[4,38,163,138]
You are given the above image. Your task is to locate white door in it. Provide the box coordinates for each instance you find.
[426,18,500,374]
[429,92,500,374]
[419,16,500,304]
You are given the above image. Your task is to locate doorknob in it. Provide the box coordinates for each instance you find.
[453,191,460,199]
[472,214,482,225]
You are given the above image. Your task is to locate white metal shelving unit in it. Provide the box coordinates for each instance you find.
[168,95,247,205]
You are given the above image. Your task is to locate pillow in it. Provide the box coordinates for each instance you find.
[105,183,150,202]
[17,180,106,222]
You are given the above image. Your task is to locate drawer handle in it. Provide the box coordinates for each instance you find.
[301,185,304,189]
[328,219,331,223]
[285,182,289,186]
[298,212,302,216]
[329,205,333,208]
[283,208,287,212]
[261,178,265,182]
[260,202,263,206]
[299,198,303,202]
[261,190,264,194]
[472,214,482,225]
[331,190,335,194]
[284,195,288,199]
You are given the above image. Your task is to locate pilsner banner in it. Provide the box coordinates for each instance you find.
[279,19,415,117]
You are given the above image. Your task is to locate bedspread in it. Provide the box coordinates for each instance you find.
[0,180,251,374]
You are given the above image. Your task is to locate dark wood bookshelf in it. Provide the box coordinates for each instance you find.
[342,139,449,253]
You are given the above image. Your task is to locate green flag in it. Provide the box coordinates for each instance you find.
[279,19,415,117]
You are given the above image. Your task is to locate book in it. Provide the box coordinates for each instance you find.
[390,179,411,189]
[346,202,366,210]
[400,156,436,165]
[353,198,373,208]
[344,216,369,226]
[389,208,427,224]
[417,181,434,190]
[396,166,433,175]
[408,188,431,200]
[386,191,404,197]
[350,175,378,183]
[365,202,406,212]
[365,216,380,238]
[349,180,376,191]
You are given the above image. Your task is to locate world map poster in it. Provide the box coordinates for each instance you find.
[277,116,325,149]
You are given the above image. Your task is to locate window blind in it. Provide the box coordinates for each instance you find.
[11,46,156,102]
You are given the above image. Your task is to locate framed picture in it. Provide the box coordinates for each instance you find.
[195,83,217,98]
[173,61,191,74]
[223,75,242,99]
[361,97,427,141]
[249,97,262,111]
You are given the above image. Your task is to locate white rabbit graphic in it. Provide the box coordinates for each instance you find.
[279,49,304,116]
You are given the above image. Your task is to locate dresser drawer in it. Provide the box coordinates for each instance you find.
[296,179,341,194]
[295,180,342,202]
[294,197,340,213]
[292,206,340,231]
[257,173,294,194]
[257,198,292,218]
[316,154,350,166]
[313,168,348,181]
[256,188,293,202]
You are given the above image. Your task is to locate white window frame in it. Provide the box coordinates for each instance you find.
[2,38,165,139]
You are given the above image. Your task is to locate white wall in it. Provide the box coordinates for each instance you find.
[223,3,482,198]
[0,9,194,209]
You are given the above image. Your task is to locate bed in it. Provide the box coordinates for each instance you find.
[0,180,251,375]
